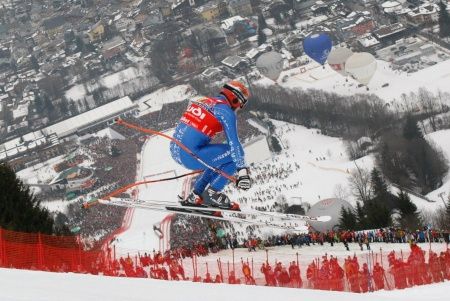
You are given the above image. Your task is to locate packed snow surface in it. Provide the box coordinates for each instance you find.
[269,59,450,109]
[0,267,448,301]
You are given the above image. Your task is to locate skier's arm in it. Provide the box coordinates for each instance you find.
[214,104,246,169]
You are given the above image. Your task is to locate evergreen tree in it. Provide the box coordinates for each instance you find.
[365,168,393,228]
[397,190,417,216]
[68,101,78,116]
[43,96,56,120]
[289,17,296,30]
[446,198,450,226]
[365,200,392,229]
[439,1,450,38]
[396,189,421,230]
[34,93,44,112]
[339,207,357,230]
[83,98,90,111]
[58,97,69,115]
[270,136,282,152]
[257,27,267,46]
[403,114,423,140]
[0,163,59,234]
[371,168,389,201]
[258,13,267,29]
[30,55,39,71]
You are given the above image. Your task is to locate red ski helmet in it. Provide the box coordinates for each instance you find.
[220,80,250,109]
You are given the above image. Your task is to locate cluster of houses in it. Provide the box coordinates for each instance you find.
[1,0,449,170]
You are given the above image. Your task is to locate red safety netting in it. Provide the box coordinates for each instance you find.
[0,228,104,273]
[1,227,449,293]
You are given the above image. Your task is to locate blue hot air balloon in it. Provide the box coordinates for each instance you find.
[303,33,333,65]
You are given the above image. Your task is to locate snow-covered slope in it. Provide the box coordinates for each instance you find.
[0,267,448,301]
[113,130,190,254]
[265,59,450,108]
[425,129,450,205]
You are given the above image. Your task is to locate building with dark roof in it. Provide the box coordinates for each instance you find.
[42,15,66,35]
[373,23,409,45]
[191,24,228,55]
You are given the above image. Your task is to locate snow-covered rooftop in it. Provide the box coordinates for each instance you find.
[221,16,245,31]
[43,96,137,138]
[358,34,380,47]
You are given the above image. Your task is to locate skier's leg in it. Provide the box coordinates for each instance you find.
[193,144,236,192]
[192,168,215,194]
[179,143,232,170]
[209,161,237,191]
[179,143,233,195]
[182,144,239,209]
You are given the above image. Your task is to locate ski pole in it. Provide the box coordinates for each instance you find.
[116,118,237,183]
[83,170,202,208]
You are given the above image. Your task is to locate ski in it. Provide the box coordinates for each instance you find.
[96,197,310,231]
[96,197,330,222]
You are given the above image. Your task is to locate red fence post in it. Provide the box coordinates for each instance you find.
[0,228,3,267]
[192,255,196,279]
[217,258,223,282]
[78,235,82,269]
[380,247,383,268]
[232,248,235,272]
[37,232,43,269]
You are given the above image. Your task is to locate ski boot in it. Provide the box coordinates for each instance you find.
[202,187,240,211]
[180,190,204,206]
[180,190,223,217]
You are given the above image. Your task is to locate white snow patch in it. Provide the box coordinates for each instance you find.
[0,266,448,301]
[136,85,196,116]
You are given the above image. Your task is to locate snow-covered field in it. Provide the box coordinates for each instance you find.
[263,59,450,110]
[425,129,450,205]
[65,66,155,104]
[16,155,65,185]
[0,266,448,301]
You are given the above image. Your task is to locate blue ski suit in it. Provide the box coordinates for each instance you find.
[170,95,246,194]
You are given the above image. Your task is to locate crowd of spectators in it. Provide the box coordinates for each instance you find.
[241,228,450,252]
[167,223,450,261]
[260,261,303,288]
[169,214,229,256]
[223,157,301,211]
[61,136,142,243]
[95,242,450,292]
[84,137,139,191]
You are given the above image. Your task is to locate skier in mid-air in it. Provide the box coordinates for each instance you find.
[170,81,252,211]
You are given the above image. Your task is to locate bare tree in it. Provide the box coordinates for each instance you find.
[346,141,365,160]
[420,207,447,230]
[333,184,351,201]
[418,88,439,132]
[348,165,372,203]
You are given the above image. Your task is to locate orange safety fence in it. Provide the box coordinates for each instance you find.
[1,226,449,293]
[0,228,104,272]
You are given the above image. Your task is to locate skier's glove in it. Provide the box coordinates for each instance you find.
[236,168,252,190]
